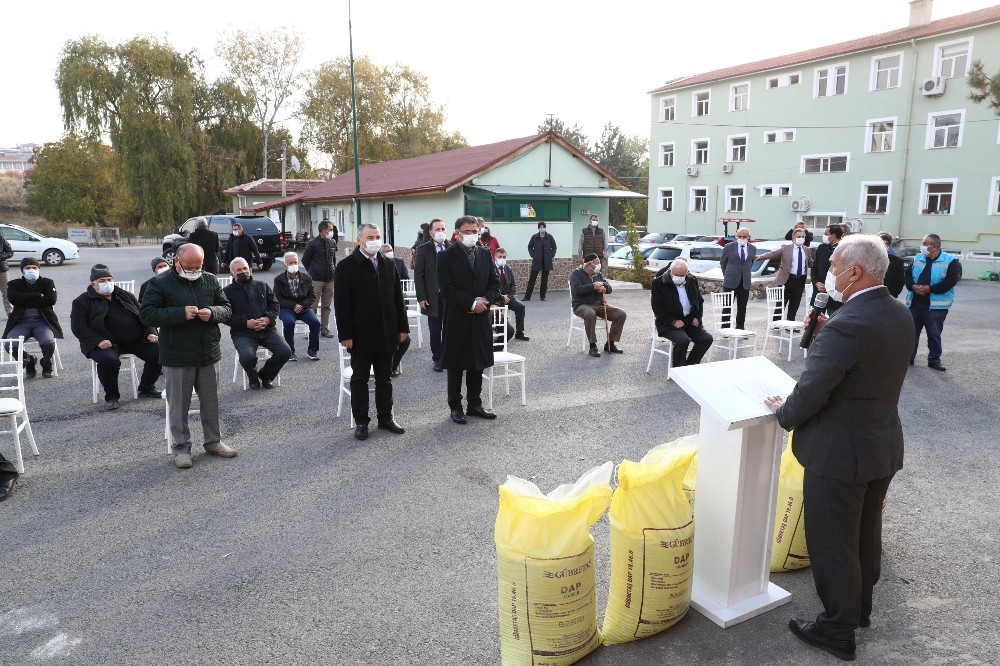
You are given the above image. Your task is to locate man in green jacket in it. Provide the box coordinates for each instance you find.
[140,244,234,469]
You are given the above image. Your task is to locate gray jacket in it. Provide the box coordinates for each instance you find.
[569,266,612,309]
[719,241,757,290]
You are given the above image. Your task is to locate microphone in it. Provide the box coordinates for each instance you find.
[800,292,830,349]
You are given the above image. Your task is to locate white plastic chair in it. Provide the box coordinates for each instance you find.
[762,286,806,361]
[231,348,282,389]
[91,354,139,403]
[402,281,423,348]
[0,337,39,473]
[708,291,757,360]
[483,306,526,409]
[163,391,200,454]
[336,344,375,428]
[400,278,416,297]
[113,280,136,295]
[565,281,587,348]
[645,322,675,378]
[216,276,232,288]
[23,338,64,376]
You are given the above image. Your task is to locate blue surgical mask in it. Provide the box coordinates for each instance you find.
[539,227,547,235]
[23,268,39,282]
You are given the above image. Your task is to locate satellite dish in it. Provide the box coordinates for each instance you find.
[289,155,301,173]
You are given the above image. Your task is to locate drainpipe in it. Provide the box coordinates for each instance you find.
[895,39,919,243]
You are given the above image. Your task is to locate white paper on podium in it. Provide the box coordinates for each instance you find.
[670,356,797,430]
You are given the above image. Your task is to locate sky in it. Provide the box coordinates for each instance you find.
[2,0,997,165]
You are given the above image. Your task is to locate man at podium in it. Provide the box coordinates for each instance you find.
[764,235,911,662]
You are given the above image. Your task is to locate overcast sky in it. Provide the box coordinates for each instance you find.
[2,0,995,163]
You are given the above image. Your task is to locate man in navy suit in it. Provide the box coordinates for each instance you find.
[414,219,448,371]
[650,259,713,367]
[437,216,501,424]
[719,227,757,329]
[494,247,528,341]
[765,234,912,662]
[380,244,409,281]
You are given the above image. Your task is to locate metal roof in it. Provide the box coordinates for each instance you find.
[467,185,647,199]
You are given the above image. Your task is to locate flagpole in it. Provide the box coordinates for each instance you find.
[349,0,362,229]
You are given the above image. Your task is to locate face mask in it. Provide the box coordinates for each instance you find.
[156,266,170,275]
[286,264,300,274]
[180,269,202,282]
[920,244,931,255]
[591,220,599,226]
[822,235,830,244]
[236,272,252,284]
[97,282,114,295]
[384,252,395,260]
[461,233,478,248]
[364,240,382,255]
[232,230,242,237]
[433,231,446,244]
[794,237,805,246]
[737,239,748,247]
[590,262,602,273]
[824,267,854,302]
[538,228,546,234]
[481,232,490,240]
[495,258,506,267]
[671,275,686,286]
[23,269,39,281]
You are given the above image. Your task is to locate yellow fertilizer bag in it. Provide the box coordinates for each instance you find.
[770,433,810,572]
[601,445,697,645]
[495,461,613,666]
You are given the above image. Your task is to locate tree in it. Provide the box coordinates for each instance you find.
[299,56,466,173]
[26,136,126,223]
[968,59,1000,115]
[536,116,589,152]
[591,123,649,230]
[217,28,305,178]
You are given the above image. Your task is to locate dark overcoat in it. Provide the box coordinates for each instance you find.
[437,243,500,371]
[413,240,448,315]
[527,232,557,271]
[70,286,155,355]
[650,273,704,337]
[3,276,64,339]
[188,228,220,274]
[333,248,409,355]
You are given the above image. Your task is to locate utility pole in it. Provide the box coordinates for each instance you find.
[349,0,362,229]
[280,142,287,237]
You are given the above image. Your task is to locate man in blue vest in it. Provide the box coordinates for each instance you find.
[904,234,961,371]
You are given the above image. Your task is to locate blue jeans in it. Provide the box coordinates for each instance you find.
[910,305,948,365]
[232,330,291,381]
[279,309,320,354]
[7,318,56,370]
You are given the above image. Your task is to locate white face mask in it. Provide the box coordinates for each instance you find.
[461,233,478,248]
[433,231,446,244]
[671,274,686,286]
[180,269,202,282]
[495,258,507,267]
[384,251,394,260]
[232,230,242,237]
[286,264,300,274]
[156,265,170,275]
[737,238,749,247]
[97,282,114,295]
[822,235,830,244]
[591,219,599,226]
[23,268,39,281]
[590,262,601,273]
[364,240,382,255]
[824,267,854,302]
[920,244,931,255]
[794,237,805,246]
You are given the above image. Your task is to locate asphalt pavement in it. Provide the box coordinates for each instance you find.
[0,246,997,665]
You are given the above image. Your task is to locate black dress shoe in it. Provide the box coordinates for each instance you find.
[788,619,856,661]
[859,617,871,628]
[248,379,261,390]
[261,378,275,389]
[539,297,545,301]
[0,476,16,502]
[450,408,467,424]
[390,367,401,378]
[138,388,163,399]
[378,419,405,434]
[928,363,947,371]
[514,332,530,341]
[466,405,497,420]
[603,342,624,354]
[433,363,443,372]
[589,345,601,358]
[105,399,120,410]
[354,424,369,440]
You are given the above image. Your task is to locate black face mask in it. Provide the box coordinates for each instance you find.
[482,232,490,240]
[236,272,252,284]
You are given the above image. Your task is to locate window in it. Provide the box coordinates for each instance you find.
[660,96,676,122]
[936,40,971,79]
[691,187,708,212]
[919,180,956,215]
[728,134,748,162]
[815,64,848,97]
[726,186,745,213]
[765,132,777,143]
[730,82,750,111]
[764,129,795,143]
[802,154,849,173]
[692,139,709,165]
[989,177,1000,215]
[767,73,801,88]
[927,110,965,148]
[693,90,710,117]
[760,184,792,197]
[658,188,674,212]
[861,182,891,214]
[871,53,902,90]
[783,130,796,142]
[866,118,896,153]
[659,142,675,167]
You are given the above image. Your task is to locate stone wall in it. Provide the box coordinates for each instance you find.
[390,247,578,292]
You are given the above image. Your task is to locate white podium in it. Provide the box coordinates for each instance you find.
[670,356,797,628]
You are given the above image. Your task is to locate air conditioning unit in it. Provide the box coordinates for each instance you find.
[686,166,700,177]
[722,163,733,174]
[791,196,811,213]
[922,77,946,96]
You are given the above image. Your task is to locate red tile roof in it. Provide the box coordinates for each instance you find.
[650,4,1000,93]
[223,178,327,195]
[243,133,627,213]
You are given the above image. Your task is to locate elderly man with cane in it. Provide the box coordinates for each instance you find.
[570,253,627,358]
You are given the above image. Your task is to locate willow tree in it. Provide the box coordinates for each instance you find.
[299,55,466,173]
[26,136,124,223]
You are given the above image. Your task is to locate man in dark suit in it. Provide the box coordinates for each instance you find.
[754,228,813,320]
[811,224,844,315]
[765,234,912,662]
[650,259,713,367]
[380,244,409,280]
[438,216,501,424]
[414,218,448,371]
[273,252,321,361]
[188,217,220,274]
[334,224,409,440]
[718,227,757,329]
[784,221,815,246]
[878,232,904,298]
[524,222,557,301]
[494,248,528,341]
[226,221,263,270]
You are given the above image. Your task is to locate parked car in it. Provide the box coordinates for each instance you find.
[641,242,726,275]
[606,241,625,257]
[639,232,676,246]
[162,215,284,270]
[691,252,782,284]
[669,234,702,245]
[607,245,642,269]
[0,223,80,266]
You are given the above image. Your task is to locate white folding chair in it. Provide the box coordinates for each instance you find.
[113,280,136,295]
[231,348,282,389]
[565,281,587,348]
[23,338,64,376]
[336,344,375,428]
[216,276,232,288]
[708,291,757,360]
[400,278,416,297]
[762,286,806,361]
[0,337,39,473]
[163,391,200,454]
[483,306,526,409]
[645,322,675,378]
[91,353,139,403]
[402,282,424,348]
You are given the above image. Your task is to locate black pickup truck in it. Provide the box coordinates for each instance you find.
[162,215,284,270]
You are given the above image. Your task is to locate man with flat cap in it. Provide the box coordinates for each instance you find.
[4,257,63,378]
[140,256,171,303]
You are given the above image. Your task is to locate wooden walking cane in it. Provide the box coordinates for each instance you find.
[601,291,611,348]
